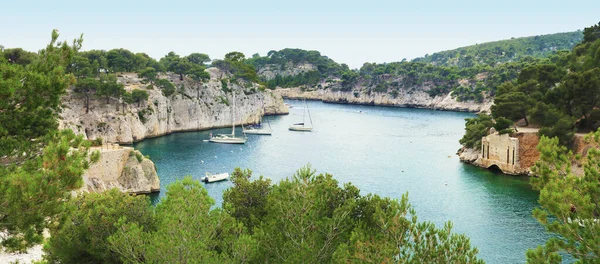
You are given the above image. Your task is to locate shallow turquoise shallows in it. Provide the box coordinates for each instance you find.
[134,99,547,263]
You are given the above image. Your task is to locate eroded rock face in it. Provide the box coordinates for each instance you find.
[258,62,316,80]
[275,87,492,113]
[457,147,481,163]
[59,70,288,144]
[80,146,160,194]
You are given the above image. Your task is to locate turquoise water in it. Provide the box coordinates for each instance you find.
[134,100,547,263]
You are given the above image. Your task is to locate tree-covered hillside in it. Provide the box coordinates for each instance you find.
[412,31,583,67]
[247,31,583,103]
[246,48,346,89]
[461,22,600,148]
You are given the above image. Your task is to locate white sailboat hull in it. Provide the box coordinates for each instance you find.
[202,173,229,183]
[209,134,247,144]
[289,125,313,132]
[289,99,314,132]
[244,128,272,135]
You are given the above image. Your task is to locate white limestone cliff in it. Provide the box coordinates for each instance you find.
[59,69,288,144]
[275,87,492,113]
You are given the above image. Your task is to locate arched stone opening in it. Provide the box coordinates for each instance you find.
[487,164,504,174]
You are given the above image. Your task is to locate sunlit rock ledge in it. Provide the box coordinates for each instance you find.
[77,145,160,194]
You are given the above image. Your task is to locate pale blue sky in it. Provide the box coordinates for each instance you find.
[1,0,598,68]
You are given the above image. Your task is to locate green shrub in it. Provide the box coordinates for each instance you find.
[217,96,230,106]
[373,83,388,93]
[156,79,176,97]
[221,79,231,93]
[493,117,514,134]
[459,114,494,148]
[90,137,103,146]
[44,190,155,263]
[90,150,101,163]
[135,152,143,162]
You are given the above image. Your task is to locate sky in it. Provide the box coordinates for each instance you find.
[1,0,598,68]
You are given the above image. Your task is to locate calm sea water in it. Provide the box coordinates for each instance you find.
[134,100,547,263]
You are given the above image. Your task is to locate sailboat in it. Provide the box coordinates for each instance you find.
[289,99,313,132]
[209,93,247,144]
[244,103,272,135]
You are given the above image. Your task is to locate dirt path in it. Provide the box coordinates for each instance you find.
[515,126,588,136]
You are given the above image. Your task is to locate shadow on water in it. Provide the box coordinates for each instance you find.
[462,163,533,190]
[145,192,161,205]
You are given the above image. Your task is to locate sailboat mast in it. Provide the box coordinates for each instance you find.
[232,93,235,136]
[302,99,306,124]
[307,101,313,127]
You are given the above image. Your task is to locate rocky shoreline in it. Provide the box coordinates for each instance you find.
[56,70,290,196]
[275,87,492,113]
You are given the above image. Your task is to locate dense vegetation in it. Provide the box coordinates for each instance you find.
[460,22,600,147]
[44,168,483,263]
[247,31,582,102]
[0,30,95,251]
[412,31,583,67]
[246,48,346,89]
[526,133,600,262]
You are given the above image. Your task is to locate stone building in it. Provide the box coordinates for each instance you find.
[475,132,540,175]
[478,133,521,174]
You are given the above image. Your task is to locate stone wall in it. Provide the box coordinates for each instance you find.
[477,133,524,174]
[79,146,160,194]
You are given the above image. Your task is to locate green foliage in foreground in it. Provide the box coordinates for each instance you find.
[526,132,600,262]
[0,130,92,252]
[44,189,155,263]
[46,167,484,263]
[0,31,79,156]
[0,31,99,252]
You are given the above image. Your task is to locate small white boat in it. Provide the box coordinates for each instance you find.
[289,99,313,132]
[202,172,229,183]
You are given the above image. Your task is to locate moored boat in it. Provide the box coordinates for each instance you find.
[289,99,313,132]
[202,172,229,183]
[209,93,247,144]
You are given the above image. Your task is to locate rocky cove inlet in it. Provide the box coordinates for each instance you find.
[134,100,548,263]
